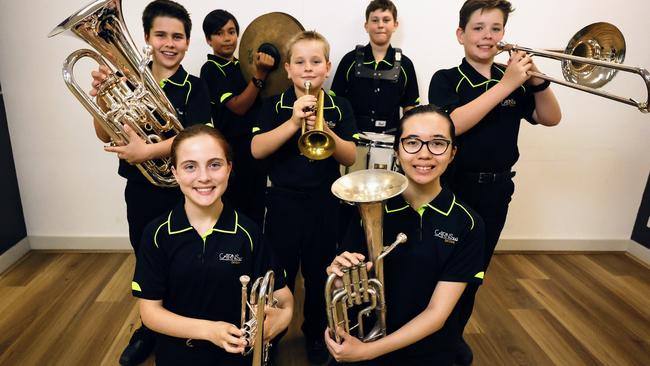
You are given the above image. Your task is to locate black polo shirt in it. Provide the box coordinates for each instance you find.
[118,65,212,182]
[343,188,484,358]
[132,201,286,340]
[428,58,537,173]
[330,44,419,134]
[253,87,358,190]
[200,54,260,140]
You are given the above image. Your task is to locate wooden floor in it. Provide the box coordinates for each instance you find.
[0,252,649,365]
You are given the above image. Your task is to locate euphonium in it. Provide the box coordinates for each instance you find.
[326,169,408,342]
[48,0,183,187]
[240,271,276,366]
[298,81,336,160]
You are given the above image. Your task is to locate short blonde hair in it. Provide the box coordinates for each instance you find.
[286,30,330,62]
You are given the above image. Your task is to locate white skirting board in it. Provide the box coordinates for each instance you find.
[0,237,30,274]
[2,238,649,274]
[626,240,650,267]
[495,239,630,252]
[28,236,132,251]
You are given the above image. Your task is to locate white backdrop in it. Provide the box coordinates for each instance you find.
[0,0,648,247]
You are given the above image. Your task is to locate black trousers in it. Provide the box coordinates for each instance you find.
[155,336,250,366]
[125,180,183,253]
[264,187,339,340]
[329,350,454,366]
[223,134,267,227]
[450,175,515,338]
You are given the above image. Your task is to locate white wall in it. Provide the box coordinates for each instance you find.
[0,0,648,246]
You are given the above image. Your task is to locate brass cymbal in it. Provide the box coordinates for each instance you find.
[239,12,304,97]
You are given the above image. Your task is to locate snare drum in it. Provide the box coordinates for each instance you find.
[347,132,396,172]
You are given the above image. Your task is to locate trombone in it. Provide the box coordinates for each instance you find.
[497,22,650,113]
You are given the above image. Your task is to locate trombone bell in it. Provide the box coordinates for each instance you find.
[561,22,625,89]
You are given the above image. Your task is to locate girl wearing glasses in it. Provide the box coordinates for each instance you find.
[324,104,485,366]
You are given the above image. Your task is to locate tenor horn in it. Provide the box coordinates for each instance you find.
[298,81,336,160]
[240,271,277,366]
[498,22,650,113]
[326,169,408,342]
[48,0,183,187]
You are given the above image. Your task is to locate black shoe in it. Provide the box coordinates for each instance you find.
[454,338,473,365]
[119,325,156,366]
[306,338,330,365]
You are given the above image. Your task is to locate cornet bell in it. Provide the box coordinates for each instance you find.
[298,88,336,160]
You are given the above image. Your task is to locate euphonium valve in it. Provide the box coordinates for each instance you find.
[298,81,336,160]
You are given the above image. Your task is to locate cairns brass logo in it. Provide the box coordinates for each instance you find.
[434,229,458,244]
[218,252,243,264]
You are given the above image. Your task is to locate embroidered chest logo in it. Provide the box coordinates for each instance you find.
[434,229,458,245]
[326,120,337,129]
[218,252,243,264]
[501,98,517,107]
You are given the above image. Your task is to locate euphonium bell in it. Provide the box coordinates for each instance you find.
[326,169,408,343]
[298,81,336,160]
[48,0,183,187]
[240,271,277,366]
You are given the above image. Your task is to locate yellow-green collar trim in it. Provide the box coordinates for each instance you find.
[277,90,341,119]
[167,211,193,235]
[166,209,240,235]
[160,72,192,105]
[365,59,393,70]
[157,209,253,251]
[207,58,239,74]
[426,194,455,217]
[207,59,227,76]
[456,64,526,93]
[385,203,409,213]
[160,71,189,88]
[384,193,475,230]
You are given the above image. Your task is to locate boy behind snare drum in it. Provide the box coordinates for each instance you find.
[330,0,420,136]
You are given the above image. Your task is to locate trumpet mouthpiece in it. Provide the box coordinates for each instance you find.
[240,275,250,286]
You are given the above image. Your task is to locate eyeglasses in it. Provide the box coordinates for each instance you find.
[400,137,452,155]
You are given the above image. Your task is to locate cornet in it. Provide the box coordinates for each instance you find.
[240,271,276,366]
[297,81,336,160]
[326,169,409,343]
